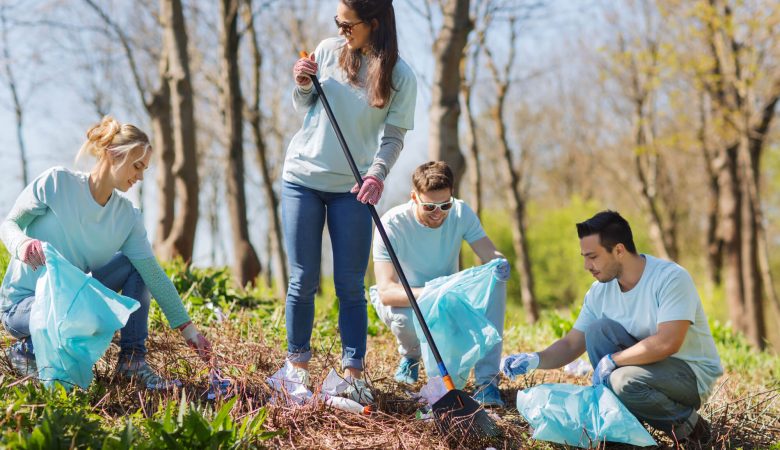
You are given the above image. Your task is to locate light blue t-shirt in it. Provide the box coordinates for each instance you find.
[372,199,486,287]
[1,167,154,311]
[282,37,417,192]
[573,255,723,402]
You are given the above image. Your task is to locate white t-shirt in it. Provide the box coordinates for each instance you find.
[282,37,417,192]
[372,199,486,287]
[573,254,723,402]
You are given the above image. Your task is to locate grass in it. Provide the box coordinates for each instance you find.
[0,247,778,448]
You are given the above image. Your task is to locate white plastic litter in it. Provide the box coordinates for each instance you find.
[322,368,350,396]
[321,394,368,414]
[563,358,592,377]
[266,361,312,405]
[266,363,369,415]
[418,376,448,406]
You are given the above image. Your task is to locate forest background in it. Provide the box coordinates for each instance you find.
[1,0,779,361]
[0,1,779,447]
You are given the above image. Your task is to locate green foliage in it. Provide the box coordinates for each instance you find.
[546,305,582,339]
[141,394,279,449]
[710,320,780,384]
[0,378,279,449]
[469,196,639,310]
[525,197,604,309]
[159,258,278,328]
[0,242,9,276]
[0,381,120,449]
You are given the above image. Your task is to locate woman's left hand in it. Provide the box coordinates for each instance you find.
[178,321,213,363]
[350,176,384,205]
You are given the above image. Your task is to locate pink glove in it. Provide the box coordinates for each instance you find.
[350,176,384,205]
[20,239,46,270]
[293,53,317,87]
[178,321,213,364]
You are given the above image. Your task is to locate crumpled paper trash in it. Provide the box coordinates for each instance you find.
[266,361,312,405]
[563,358,592,377]
[322,368,350,396]
[418,376,448,406]
[266,363,368,415]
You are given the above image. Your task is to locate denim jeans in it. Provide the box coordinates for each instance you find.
[282,181,372,370]
[370,281,506,386]
[1,252,151,362]
[584,318,702,437]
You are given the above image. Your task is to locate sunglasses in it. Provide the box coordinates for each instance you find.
[334,16,365,35]
[417,197,454,212]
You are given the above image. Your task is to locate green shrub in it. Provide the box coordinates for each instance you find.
[141,395,279,449]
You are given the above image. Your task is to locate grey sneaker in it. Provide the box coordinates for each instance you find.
[116,359,182,391]
[342,377,374,405]
[5,341,37,378]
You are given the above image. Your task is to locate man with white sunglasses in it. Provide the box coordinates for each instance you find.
[370,161,509,406]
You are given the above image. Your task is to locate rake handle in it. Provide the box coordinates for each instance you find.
[303,61,455,391]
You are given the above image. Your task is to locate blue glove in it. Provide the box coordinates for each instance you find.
[494,258,511,282]
[500,352,539,380]
[592,353,617,386]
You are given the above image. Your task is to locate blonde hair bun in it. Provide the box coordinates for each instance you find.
[76,115,151,164]
[85,116,121,158]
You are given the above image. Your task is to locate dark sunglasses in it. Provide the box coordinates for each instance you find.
[417,197,454,212]
[334,16,365,35]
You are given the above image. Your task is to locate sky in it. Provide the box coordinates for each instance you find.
[0,0,599,269]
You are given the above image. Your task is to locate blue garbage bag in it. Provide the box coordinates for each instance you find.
[413,259,503,389]
[516,383,657,448]
[29,243,140,390]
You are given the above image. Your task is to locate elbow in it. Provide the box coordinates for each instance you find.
[378,291,393,306]
[659,340,683,358]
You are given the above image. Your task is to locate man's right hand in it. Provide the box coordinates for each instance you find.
[20,239,46,271]
[293,53,317,87]
[501,352,540,379]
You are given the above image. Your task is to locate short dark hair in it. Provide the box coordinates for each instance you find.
[412,161,454,193]
[576,210,637,254]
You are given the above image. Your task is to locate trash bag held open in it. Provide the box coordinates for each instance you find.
[29,243,140,390]
[516,383,657,448]
[413,259,504,389]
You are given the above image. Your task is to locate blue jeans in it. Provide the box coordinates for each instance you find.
[282,181,372,370]
[585,318,702,437]
[1,253,151,361]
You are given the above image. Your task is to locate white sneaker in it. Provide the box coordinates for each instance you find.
[293,366,311,388]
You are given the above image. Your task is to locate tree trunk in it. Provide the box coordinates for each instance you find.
[160,0,199,262]
[81,0,177,255]
[428,0,471,192]
[0,6,28,188]
[220,0,261,287]
[460,48,482,219]
[243,0,288,298]
[150,78,176,253]
[698,94,723,285]
[737,132,764,348]
[491,98,539,323]
[703,0,777,348]
[484,20,539,323]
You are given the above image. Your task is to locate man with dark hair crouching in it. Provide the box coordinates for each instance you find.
[502,210,722,445]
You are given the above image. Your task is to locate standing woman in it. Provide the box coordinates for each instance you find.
[1,116,212,390]
[283,0,416,403]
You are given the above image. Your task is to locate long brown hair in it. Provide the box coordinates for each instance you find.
[338,0,398,108]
